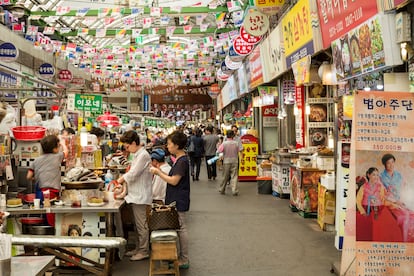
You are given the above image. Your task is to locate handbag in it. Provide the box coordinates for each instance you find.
[187,138,195,153]
[148,202,180,231]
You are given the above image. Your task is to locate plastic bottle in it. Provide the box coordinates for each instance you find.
[104,170,113,190]
[303,191,311,212]
[207,155,220,165]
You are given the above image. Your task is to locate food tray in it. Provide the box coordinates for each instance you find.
[61,179,103,189]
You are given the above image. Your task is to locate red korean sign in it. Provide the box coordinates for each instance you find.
[232,36,254,56]
[243,9,269,37]
[240,26,262,45]
[317,0,378,48]
[58,69,73,82]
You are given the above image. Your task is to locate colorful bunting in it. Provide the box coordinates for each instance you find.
[76,8,89,17]
[183,25,193,34]
[96,28,106,37]
[56,6,71,16]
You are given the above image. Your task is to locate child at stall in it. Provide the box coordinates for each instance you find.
[27,134,68,226]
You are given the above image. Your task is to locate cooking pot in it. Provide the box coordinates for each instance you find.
[22,225,55,235]
[20,217,45,225]
[61,180,103,189]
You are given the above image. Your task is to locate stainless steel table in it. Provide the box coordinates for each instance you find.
[11,255,55,276]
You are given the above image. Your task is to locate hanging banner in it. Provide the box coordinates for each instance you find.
[74,94,103,112]
[38,63,55,79]
[0,42,18,62]
[239,26,262,45]
[316,0,378,48]
[243,9,269,37]
[260,24,286,83]
[341,91,414,275]
[248,46,263,89]
[282,0,322,68]
[254,0,285,15]
[291,55,311,85]
[228,45,244,62]
[232,36,254,56]
[262,104,278,127]
[225,55,242,70]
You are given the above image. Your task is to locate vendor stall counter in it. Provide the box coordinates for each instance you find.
[289,165,326,216]
[5,199,125,268]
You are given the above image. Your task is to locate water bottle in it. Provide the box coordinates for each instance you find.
[207,156,220,165]
[104,170,113,190]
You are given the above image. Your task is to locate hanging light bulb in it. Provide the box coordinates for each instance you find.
[305,104,311,115]
[293,104,299,116]
[281,107,287,117]
[328,130,334,149]
[80,122,88,147]
[278,109,283,120]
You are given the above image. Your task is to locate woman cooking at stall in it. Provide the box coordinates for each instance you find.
[26,135,68,226]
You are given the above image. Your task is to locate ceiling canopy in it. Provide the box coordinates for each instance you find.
[4,0,268,90]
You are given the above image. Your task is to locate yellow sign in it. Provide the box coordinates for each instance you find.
[291,55,311,85]
[255,0,285,15]
[281,0,312,57]
[239,143,258,177]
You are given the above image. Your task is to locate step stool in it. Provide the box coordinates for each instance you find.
[149,230,179,276]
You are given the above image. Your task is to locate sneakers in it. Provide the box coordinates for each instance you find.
[130,252,149,261]
[218,189,225,195]
[125,249,138,257]
[179,260,190,269]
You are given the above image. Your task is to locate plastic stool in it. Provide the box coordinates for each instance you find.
[149,230,179,276]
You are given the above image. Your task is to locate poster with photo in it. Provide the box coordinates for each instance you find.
[341,91,414,275]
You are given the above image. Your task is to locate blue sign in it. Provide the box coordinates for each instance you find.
[38,63,55,79]
[228,46,243,62]
[0,43,18,62]
[143,94,149,111]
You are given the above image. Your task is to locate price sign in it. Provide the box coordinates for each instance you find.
[240,26,262,45]
[0,42,18,62]
[38,63,55,79]
[74,94,102,112]
[232,36,254,56]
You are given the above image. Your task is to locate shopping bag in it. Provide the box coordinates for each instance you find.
[148,202,180,231]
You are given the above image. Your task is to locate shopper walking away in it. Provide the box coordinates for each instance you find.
[150,130,190,269]
[203,125,219,180]
[217,130,242,196]
[116,130,153,261]
[188,128,204,181]
[150,148,171,204]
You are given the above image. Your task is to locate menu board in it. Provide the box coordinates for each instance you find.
[332,14,391,80]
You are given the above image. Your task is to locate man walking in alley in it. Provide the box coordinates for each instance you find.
[217,130,242,196]
[203,126,219,180]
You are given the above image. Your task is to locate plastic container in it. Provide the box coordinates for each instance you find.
[0,258,11,276]
[11,126,46,141]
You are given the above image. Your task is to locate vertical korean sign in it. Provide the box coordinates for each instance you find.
[341,91,414,275]
[282,0,314,68]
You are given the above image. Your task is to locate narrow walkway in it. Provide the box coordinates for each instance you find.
[113,163,341,276]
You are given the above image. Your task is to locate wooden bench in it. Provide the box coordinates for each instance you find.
[12,235,126,276]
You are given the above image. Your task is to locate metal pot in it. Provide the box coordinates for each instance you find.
[61,180,103,189]
[22,225,55,235]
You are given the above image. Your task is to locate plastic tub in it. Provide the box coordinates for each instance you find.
[11,126,46,141]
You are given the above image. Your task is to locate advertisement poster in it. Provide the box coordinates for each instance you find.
[238,135,259,181]
[341,91,414,275]
[316,0,378,48]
